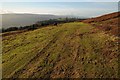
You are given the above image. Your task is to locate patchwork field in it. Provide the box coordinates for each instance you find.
[2,22,119,78]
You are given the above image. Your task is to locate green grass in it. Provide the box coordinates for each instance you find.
[2,22,119,78]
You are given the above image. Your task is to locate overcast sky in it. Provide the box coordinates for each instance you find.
[1,2,119,17]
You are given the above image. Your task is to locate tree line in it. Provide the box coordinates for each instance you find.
[1,18,85,33]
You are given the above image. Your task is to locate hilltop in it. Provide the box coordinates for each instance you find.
[2,12,119,78]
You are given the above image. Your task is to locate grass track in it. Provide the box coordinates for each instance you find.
[2,22,119,78]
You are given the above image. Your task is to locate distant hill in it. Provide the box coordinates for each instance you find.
[83,12,120,36]
[2,13,61,29]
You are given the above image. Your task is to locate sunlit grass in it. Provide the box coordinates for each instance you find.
[2,22,119,78]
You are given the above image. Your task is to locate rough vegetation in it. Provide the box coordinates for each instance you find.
[83,12,120,36]
[2,21,119,78]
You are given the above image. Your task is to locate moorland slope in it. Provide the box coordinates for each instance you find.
[2,22,119,78]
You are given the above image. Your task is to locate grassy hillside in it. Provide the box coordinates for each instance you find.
[2,22,119,78]
[83,12,120,36]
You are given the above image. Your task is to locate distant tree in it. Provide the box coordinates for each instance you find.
[4,27,18,32]
[0,28,3,33]
[53,22,58,26]
[2,18,81,33]
[27,24,38,30]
